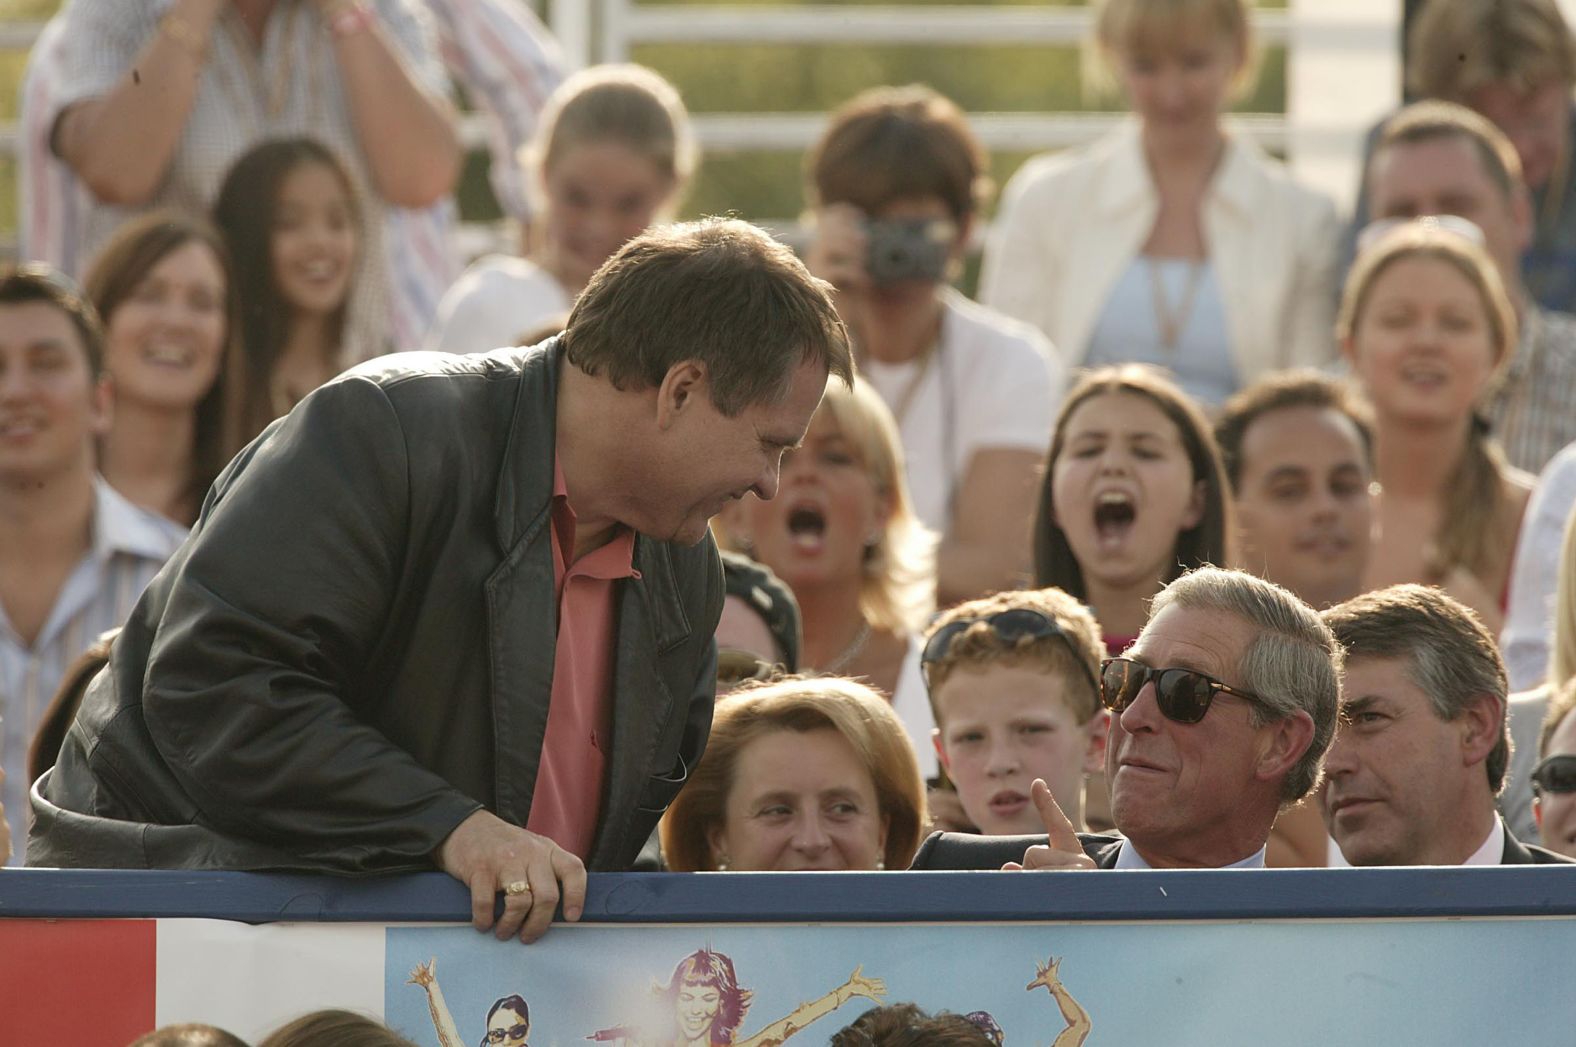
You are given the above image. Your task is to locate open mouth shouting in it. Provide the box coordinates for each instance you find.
[786,500,828,554]
[1093,490,1137,552]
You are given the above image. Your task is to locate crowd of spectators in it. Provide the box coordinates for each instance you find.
[5,2,1576,1037]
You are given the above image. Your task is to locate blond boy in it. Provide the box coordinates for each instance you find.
[923,588,1108,835]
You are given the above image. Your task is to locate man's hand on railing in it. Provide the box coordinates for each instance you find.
[434,810,587,943]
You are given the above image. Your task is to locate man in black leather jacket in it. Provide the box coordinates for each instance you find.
[30,219,853,942]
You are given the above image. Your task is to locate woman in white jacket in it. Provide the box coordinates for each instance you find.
[982,0,1338,407]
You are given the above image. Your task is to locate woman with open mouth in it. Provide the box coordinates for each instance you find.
[717,380,939,777]
[1034,364,1234,658]
[1342,218,1533,634]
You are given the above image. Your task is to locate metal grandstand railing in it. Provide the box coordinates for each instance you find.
[0,1,1402,259]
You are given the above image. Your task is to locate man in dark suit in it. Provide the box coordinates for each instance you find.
[1321,585,1576,866]
[912,567,1342,871]
[31,219,856,939]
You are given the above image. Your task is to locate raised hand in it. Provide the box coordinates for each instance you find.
[407,958,437,988]
[844,965,888,1003]
[1027,956,1063,992]
[1002,779,1097,872]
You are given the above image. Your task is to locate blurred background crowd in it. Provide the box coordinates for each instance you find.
[5,0,1576,899]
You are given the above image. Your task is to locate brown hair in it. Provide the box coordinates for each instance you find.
[1371,101,1525,202]
[923,587,1105,725]
[258,1010,417,1047]
[1323,583,1511,791]
[1213,369,1375,492]
[129,1026,248,1047]
[1033,365,1235,599]
[1408,0,1576,100]
[807,84,991,223]
[832,1005,998,1047]
[0,263,105,373]
[659,675,926,872]
[562,218,853,415]
[1338,221,1519,581]
[524,63,696,200]
[83,209,245,505]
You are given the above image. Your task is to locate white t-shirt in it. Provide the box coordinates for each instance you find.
[889,634,938,780]
[860,289,1062,534]
[424,255,572,354]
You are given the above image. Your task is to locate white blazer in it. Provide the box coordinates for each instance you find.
[980,121,1340,383]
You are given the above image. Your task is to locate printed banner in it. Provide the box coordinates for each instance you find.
[7,916,1576,1045]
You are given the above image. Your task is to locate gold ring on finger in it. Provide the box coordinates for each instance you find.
[504,880,532,896]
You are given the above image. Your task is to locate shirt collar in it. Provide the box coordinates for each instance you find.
[1114,839,1269,870]
[1461,817,1505,867]
[91,477,187,563]
[550,456,636,579]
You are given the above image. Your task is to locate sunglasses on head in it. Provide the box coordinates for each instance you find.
[1531,754,1576,796]
[1100,657,1268,725]
[921,608,1099,695]
[716,647,779,688]
[485,1025,528,1044]
[1356,214,1487,254]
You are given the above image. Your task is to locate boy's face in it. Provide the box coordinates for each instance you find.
[933,662,1108,836]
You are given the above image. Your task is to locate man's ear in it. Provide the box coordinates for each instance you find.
[656,360,709,431]
[89,374,113,438]
[932,728,949,770]
[1458,693,1504,770]
[1083,709,1110,776]
[1255,710,1316,785]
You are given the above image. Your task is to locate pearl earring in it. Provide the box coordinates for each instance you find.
[716,856,730,871]
[876,858,886,871]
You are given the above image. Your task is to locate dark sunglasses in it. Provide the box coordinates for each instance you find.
[921,608,1099,694]
[1100,657,1268,725]
[1531,754,1576,796]
[485,1025,529,1044]
[716,647,779,688]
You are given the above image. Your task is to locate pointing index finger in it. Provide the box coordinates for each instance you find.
[1031,778,1083,853]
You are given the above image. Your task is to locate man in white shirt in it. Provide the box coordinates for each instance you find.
[1320,585,1573,866]
[911,567,1340,870]
[0,266,187,865]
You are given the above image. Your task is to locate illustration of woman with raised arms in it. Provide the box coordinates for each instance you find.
[1028,956,1090,1047]
[408,959,531,1047]
[593,948,886,1047]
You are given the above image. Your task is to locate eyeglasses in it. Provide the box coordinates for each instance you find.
[1531,754,1576,796]
[921,608,1099,695]
[1099,657,1268,725]
[485,1024,529,1044]
[1356,214,1487,254]
[716,647,779,688]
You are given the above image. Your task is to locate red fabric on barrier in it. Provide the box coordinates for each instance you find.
[0,918,155,1044]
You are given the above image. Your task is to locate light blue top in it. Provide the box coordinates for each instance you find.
[1084,256,1237,408]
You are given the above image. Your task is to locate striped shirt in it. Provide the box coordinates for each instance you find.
[1483,307,1576,476]
[28,0,450,359]
[20,0,566,352]
[0,479,187,866]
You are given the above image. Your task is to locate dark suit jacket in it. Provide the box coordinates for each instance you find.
[1501,825,1576,865]
[910,831,1126,870]
[31,341,722,874]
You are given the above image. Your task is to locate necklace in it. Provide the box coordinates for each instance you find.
[1147,257,1204,351]
[821,621,873,675]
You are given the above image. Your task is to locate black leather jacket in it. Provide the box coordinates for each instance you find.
[31,342,722,873]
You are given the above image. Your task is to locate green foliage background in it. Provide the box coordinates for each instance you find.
[1,0,1287,253]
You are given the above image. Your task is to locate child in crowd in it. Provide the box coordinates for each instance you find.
[426,64,695,354]
[1034,364,1235,656]
[212,137,364,444]
[805,84,1059,605]
[922,587,1109,836]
